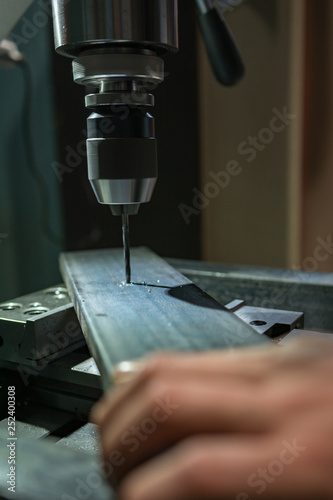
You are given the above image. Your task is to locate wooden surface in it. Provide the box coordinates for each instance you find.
[60,247,270,389]
[198,0,305,268]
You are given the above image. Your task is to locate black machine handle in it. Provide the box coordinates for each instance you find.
[197,2,245,86]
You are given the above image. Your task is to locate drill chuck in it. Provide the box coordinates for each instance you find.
[51,0,178,215]
[86,105,157,216]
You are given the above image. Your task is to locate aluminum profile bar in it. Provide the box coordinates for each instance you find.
[60,247,270,389]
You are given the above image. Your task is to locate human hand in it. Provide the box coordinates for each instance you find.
[91,338,333,500]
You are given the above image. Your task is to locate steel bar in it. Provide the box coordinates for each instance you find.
[170,259,333,330]
[60,247,270,389]
[0,437,114,500]
[56,423,101,456]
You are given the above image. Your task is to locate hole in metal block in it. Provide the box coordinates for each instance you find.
[0,302,22,311]
[24,307,49,316]
[250,320,267,327]
[44,287,68,299]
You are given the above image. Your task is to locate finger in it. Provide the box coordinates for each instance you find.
[100,376,274,479]
[119,434,314,500]
[92,344,277,426]
[91,359,147,425]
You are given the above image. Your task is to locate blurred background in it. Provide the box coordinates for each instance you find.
[0,0,332,303]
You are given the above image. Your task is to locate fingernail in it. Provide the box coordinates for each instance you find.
[112,360,147,385]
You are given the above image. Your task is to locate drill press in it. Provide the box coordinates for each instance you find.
[52,0,178,282]
[1,0,244,282]
[51,0,244,282]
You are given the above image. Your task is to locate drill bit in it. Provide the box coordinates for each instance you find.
[122,214,131,283]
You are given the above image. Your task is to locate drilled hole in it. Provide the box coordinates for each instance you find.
[24,307,49,316]
[250,320,267,327]
[0,302,22,311]
[44,287,68,299]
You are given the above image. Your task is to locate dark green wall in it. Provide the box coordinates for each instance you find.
[0,1,63,302]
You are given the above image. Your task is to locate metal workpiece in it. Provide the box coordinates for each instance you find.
[171,259,333,331]
[0,285,101,421]
[52,0,178,57]
[59,247,270,389]
[0,437,115,500]
[26,375,101,421]
[0,405,77,441]
[56,423,101,456]
[0,284,101,418]
[0,261,332,500]
[225,300,304,338]
[0,286,84,366]
[0,419,51,441]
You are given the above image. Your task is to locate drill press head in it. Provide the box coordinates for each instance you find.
[52,0,178,216]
